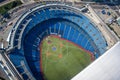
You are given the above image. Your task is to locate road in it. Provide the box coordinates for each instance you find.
[7,2,40,27]
[0,2,40,41]
[0,0,15,7]
[91,3,120,16]
[87,5,119,48]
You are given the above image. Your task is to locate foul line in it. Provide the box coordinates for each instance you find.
[39,34,95,79]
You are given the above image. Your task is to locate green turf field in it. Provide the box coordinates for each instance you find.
[40,35,92,80]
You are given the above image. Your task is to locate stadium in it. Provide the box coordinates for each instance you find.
[0,1,120,80]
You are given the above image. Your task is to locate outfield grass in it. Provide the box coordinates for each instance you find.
[40,35,93,80]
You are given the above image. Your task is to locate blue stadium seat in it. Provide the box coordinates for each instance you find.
[9,6,108,80]
[63,25,70,39]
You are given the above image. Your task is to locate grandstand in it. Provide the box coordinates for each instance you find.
[1,3,109,80]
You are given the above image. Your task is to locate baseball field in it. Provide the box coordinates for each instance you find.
[40,35,94,80]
